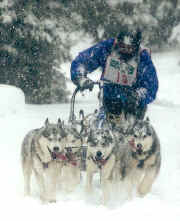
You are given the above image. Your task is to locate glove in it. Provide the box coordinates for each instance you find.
[126,90,139,111]
[77,76,94,92]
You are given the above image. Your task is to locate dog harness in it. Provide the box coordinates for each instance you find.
[89,156,109,169]
[53,150,81,167]
[35,153,49,169]
[88,150,114,169]
[128,138,156,168]
[31,137,50,169]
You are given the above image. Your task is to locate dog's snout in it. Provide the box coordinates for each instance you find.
[53,146,60,152]
[96,151,102,158]
[137,143,142,149]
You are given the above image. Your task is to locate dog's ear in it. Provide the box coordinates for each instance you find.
[87,135,91,143]
[79,109,84,120]
[57,118,67,137]
[87,130,92,143]
[57,118,64,128]
[73,127,81,138]
[94,109,98,114]
[45,118,49,127]
[145,117,150,123]
[131,118,137,129]
[57,118,62,125]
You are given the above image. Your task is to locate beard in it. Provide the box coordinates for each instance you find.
[114,44,137,61]
[119,52,135,61]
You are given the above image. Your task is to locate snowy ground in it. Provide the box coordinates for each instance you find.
[0,49,180,220]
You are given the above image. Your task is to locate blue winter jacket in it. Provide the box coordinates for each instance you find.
[70,38,158,108]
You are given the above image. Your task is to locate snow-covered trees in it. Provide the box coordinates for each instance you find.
[0,0,75,103]
[1,0,180,104]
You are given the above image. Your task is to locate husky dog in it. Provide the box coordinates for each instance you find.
[60,126,83,192]
[21,118,67,203]
[115,117,161,198]
[85,128,117,204]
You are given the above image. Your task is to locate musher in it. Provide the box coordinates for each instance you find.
[70,26,158,126]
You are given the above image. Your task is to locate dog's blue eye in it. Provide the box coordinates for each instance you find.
[134,134,138,138]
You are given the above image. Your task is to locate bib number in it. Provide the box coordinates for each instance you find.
[103,55,137,86]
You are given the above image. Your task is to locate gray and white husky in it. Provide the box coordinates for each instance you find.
[85,128,117,204]
[21,118,67,203]
[114,117,161,198]
[60,126,83,193]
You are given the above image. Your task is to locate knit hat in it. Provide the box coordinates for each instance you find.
[117,27,142,51]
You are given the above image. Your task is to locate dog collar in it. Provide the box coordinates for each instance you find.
[131,143,156,168]
[89,153,112,169]
[35,152,50,169]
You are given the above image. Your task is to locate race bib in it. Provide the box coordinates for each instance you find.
[103,54,138,86]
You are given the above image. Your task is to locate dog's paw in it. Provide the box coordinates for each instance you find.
[42,198,57,204]
[24,190,31,197]
[137,187,150,197]
[63,183,77,193]
[48,199,57,203]
[100,195,109,206]
[85,188,93,194]
[40,195,57,203]
[137,192,147,198]
[64,188,74,193]
[85,185,93,194]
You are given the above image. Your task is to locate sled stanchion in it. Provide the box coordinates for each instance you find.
[68,81,100,125]
[68,87,80,124]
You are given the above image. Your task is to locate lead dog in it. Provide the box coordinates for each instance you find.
[85,128,117,204]
[21,118,67,203]
[114,117,161,198]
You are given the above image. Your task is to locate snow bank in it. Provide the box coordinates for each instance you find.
[153,51,180,106]
[0,84,25,116]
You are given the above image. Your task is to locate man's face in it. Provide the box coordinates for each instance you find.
[116,41,136,55]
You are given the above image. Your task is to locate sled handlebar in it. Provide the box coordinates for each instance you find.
[68,80,100,123]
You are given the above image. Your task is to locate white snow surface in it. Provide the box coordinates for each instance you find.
[0,49,180,220]
[0,84,25,116]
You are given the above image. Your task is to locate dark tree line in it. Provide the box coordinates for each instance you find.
[0,0,180,104]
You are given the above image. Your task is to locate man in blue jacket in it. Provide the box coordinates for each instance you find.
[70,27,158,124]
